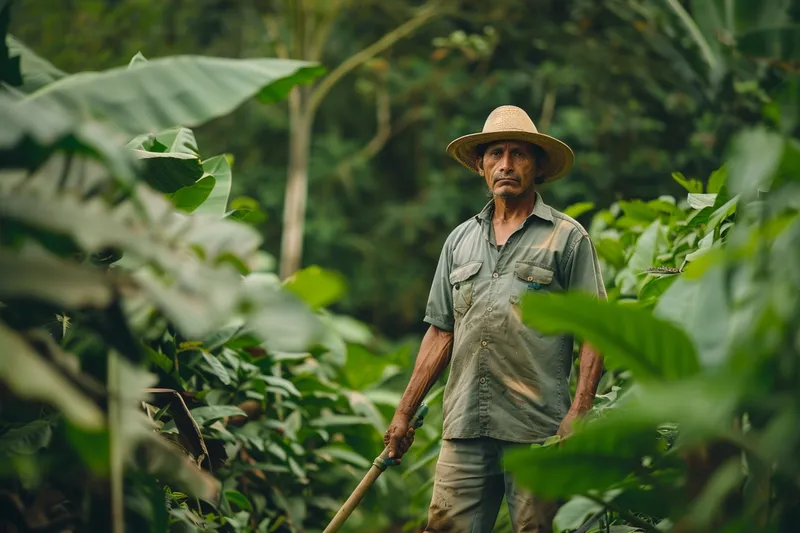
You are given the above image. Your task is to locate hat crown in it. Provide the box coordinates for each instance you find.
[482,105,539,134]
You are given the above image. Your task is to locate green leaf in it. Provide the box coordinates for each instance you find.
[595,237,627,269]
[0,322,103,428]
[687,193,716,209]
[65,423,110,475]
[193,155,232,217]
[638,274,679,303]
[224,490,253,512]
[189,405,246,426]
[672,172,703,193]
[504,410,662,499]
[706,195,739,233]
[520,291,699,382]
[128,51,148,68]
[618,200,660,222]
[628,220,665,274]
[653,264,730,368]
[134,149,204,193]
[315,445,371,469]
[170,175,216,213]
[727,127,784,198]
[283,265,347,310]
[155,126,199,155]
[200,351,231,386]
[0,419,53,456]
[553,496,602,533]
[310,414,372,428]
[21,56,325,135]
[738,25,800,62]
[707,165,727,194]
[563,201,595,219]
[0,246,114,308]
[6,35,67,93]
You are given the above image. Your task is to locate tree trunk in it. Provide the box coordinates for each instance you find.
[279,86,312,279]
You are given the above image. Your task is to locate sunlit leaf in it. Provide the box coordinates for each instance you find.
[283,265,347,310]
[563,201,595,219]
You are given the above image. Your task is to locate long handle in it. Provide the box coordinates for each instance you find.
[322,403,429,533]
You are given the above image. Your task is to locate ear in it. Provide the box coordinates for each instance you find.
[476,156,484,175]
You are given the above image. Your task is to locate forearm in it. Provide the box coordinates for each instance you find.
[395,325,453,419]
[571,341,604,413]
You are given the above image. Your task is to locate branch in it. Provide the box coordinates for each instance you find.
[307,0,441,116]
[336,84,392,189]
[307,0,344,61]
[263,13,289,59]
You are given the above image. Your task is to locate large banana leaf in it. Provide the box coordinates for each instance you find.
[6,34,67,93]
[520,291,699,382]
[20,56,325,135]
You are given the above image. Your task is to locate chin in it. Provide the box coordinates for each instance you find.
[495,187,521,198]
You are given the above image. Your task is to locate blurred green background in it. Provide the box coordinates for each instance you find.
[10,0,775,338]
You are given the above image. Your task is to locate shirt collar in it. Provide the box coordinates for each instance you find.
[475,191,554,224]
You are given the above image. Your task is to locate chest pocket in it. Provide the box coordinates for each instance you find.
[510,262,555,306]
[449,261,482,316]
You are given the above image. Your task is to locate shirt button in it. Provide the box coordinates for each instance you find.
[527,276,533,281]
[481,340,488,347]
[487,306,493,312]
[480,377,486,384]
[492,272,499,279]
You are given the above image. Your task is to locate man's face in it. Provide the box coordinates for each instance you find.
[477,140,542,199]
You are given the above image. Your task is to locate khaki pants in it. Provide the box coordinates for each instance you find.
[424,438,559,533]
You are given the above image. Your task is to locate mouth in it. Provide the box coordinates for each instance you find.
[495,178,519,186]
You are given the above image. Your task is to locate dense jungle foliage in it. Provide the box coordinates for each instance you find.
[1,0,799,533]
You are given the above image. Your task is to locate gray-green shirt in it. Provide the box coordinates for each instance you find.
[424,192,607,443]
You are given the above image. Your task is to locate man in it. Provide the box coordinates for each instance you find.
[383,105,607,533]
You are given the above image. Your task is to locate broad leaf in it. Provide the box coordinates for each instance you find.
[155,126,199,155]
[727,127,784,198]
[553,496,602,533]
[283,265,347,310]
[504,410,663,499]
[0,246,114,308]
[687,193,716,209]
[520,291,699,382]
[188,405,246,426]
[193,155,232,217]
[6,35,67,93]
[0,322,103,428]
[738,25,800,62]
[200,351,231,385]
[224,490,253,512]
[0,419,53,456]
[171,175,216,212]
[21,56,325,135]
[672,172,703,193]
[563,201,595,219]
[133,149,203,193]
[653,264,730,368]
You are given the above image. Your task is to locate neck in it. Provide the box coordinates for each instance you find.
[492,189,536,223]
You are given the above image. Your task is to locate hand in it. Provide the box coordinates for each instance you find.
[383,413,416,464]
[556,410,580,439]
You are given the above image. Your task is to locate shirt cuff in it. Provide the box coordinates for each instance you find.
[424,314,454,332]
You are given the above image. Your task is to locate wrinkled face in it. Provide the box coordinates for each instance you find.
[476,140,543,199]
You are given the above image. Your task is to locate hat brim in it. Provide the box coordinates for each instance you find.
[446,130,574,183]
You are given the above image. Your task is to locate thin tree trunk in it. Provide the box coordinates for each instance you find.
[279,85,312,279]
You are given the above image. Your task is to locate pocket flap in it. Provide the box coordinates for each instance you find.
[514,262,554,284]
[449,261,482,285]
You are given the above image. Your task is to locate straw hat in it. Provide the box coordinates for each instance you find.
[446,105,574,183]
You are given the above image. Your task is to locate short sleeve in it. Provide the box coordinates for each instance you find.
[564,233,607,300]
[423,233,455,331]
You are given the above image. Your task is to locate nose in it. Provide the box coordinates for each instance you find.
[498,150,513,174]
